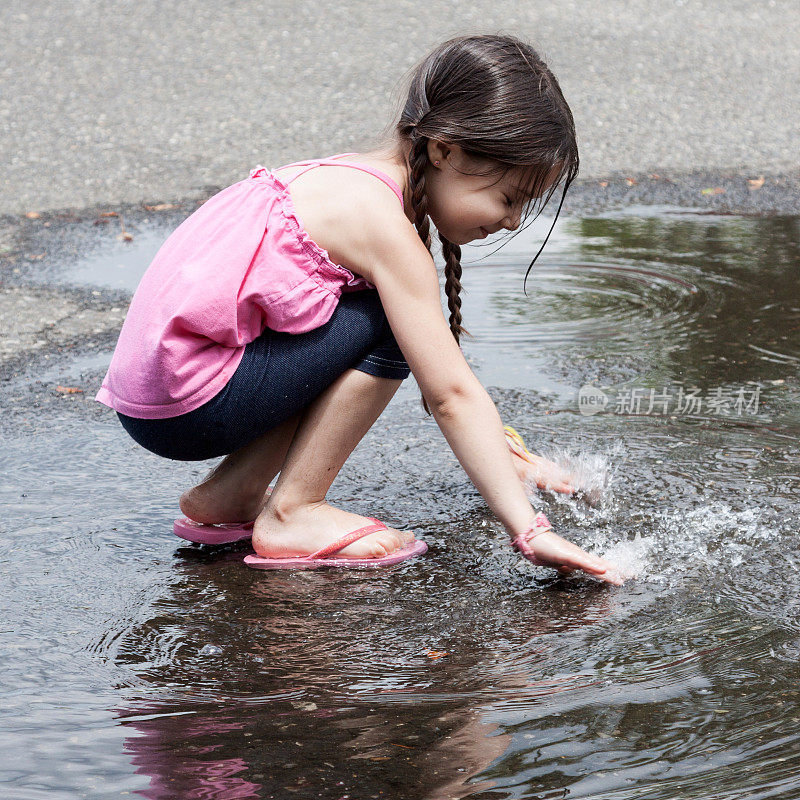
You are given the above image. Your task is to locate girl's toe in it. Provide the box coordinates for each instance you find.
[382,531,402,551]
[370,540,389,558]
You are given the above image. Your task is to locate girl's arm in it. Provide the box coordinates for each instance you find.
[336,190,622,583]
[372,231,548,532]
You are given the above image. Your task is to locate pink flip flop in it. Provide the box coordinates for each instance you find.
[243,518,427,570]
[173,488,274,545]
[174,517,254,545]
[512,511,553,566]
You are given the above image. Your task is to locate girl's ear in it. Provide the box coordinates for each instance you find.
[427,139,455,167]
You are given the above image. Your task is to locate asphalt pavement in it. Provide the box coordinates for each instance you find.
[1,0,798,215]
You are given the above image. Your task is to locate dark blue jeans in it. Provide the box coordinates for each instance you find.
[117,291,410,460]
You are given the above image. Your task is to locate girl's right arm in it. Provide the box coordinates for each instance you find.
[366,219,546,534]
[338,189,622,583]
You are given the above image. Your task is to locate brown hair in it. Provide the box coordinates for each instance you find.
[395,34,579,409]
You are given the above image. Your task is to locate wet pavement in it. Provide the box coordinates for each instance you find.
[4,2,800,795]
[3,194,800,798]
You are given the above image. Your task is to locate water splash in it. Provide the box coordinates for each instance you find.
[581,503,766,584]
[523,441,626,513]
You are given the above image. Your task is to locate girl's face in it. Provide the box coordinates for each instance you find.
[422,143,560,246]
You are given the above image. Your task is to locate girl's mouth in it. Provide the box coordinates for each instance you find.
[478,227,490,238]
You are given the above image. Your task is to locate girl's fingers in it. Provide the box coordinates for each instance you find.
[578,555,625,584]
[538,478,573,493]
[598,569,625,586]
[558,559,622,585]
[522,454,576,495]
[525,532,626,585]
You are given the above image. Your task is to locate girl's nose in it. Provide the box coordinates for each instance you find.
[504,213,522,231]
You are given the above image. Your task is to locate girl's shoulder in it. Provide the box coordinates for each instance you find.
[272,156,414,282]
[271,156,405,224]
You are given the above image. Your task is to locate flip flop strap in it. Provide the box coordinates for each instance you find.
[512,512,552,556]
[504,425,536,465]
[308,518,388,559]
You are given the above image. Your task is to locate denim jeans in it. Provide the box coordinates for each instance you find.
[117,290,409,460]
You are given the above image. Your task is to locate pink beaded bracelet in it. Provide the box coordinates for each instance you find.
[511,511,552,558]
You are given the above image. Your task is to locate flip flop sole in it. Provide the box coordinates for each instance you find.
[244,539,428,570]
[173,488,273,544]
[174,517,254,545]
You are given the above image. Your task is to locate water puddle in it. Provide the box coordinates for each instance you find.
[3,209,800,798]
[34,350,113,383]
[25,220,174,292]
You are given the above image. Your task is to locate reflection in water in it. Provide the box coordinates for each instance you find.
[113,548,615,798]
[124,710,261,799]
[463,212,800,405]
[3,211,800,798]
[120,700,511,800]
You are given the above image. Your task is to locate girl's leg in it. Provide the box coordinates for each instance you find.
[178,413,301,525]
[160,290,411,551]
[252,368,415,559]
[179,366,412,558]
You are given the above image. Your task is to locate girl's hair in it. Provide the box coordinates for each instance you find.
[395,34,579,409]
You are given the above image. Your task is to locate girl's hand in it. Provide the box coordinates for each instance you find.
[513,513,625,585]
[517,453,576,494]
[504,426,575,494]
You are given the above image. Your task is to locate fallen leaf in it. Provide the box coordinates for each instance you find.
[25,211,41,219]
[426,650,448,660]
[100,211,119,218]
[289,701,318,711]
[748,176,765,190]
[56,386,83,394]
[144,203,178,211]
[649,173,661,179]
[625,178,637,186]
[701,187,725,195]
[599,181,608,188]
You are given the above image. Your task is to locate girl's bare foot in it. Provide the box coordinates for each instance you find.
[179,476,268,525]
[252,500,415,560]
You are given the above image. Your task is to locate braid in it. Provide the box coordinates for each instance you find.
[440,235,467,343]
[405,135,435,415]
[407,136,432,253]
[406,135,470,414]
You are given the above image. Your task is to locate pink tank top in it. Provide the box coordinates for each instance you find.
[95,155,405,419]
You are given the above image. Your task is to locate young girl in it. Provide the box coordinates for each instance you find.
[96,34,622,583]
